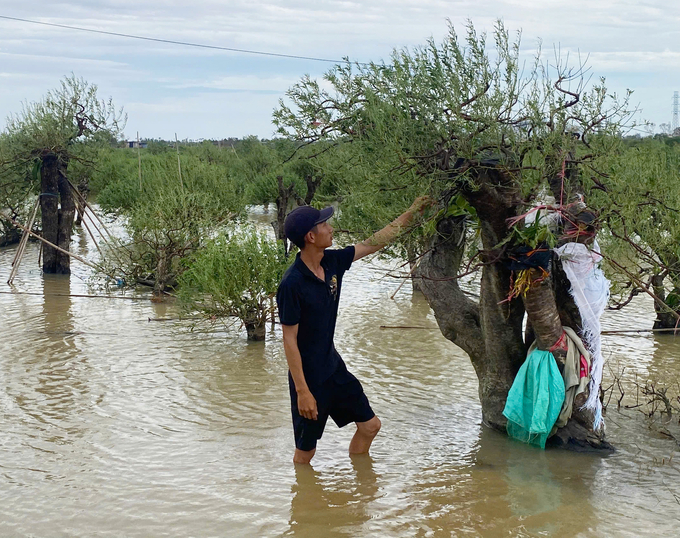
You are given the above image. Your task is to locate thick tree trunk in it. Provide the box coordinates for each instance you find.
[522,273,565,362]
[40,153,60,273]
[303,174,321,205]
[651,274,680,329]
[56,157,75,274]
[245,321,266,341]
[273,175,304,254]
[417,166,611,451]
[274,175,293,253]
[40,152,75,274]
[523,262,612,451]
[417,214,525,431]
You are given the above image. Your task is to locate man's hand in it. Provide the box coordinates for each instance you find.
[297,388,318,420]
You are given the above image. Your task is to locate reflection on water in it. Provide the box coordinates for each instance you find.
[0,217,679,536]
[286,456,380,538]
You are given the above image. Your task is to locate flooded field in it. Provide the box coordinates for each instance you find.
[1,214,679,536]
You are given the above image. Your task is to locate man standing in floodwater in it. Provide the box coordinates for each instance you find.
[277,197,431,464]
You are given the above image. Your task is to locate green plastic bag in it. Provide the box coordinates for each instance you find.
[503,349,565,449]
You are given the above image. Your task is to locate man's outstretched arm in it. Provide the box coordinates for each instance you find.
[353,196,433,262]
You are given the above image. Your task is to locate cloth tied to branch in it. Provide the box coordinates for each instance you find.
[506,244,552,272]
[543,326,592,431]
[554,241,609,430]
[503,349,565,449]
[503,327,592,449]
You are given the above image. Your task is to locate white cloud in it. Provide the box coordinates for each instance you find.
[167,74,297,92]
[0,0,679,135]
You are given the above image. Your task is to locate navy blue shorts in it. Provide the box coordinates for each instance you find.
[289,363,375,452]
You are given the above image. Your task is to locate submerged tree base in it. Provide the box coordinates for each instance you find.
[0,227,22,248]
[246,322,266,341]
[546,421,615,454]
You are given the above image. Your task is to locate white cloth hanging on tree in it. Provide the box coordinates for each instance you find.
[554,241,609,429]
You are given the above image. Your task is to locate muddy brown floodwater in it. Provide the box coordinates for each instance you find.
[1,210,679,536]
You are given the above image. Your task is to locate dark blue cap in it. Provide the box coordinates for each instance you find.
[284,205,334,248]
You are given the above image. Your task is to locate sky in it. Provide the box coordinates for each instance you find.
[1,0,679,141]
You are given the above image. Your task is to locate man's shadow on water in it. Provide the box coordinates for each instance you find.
[283,455,380,538]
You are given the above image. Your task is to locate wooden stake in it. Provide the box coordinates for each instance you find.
[175,133,184,194]
[10,197,39,267]
[8,197,41,284]
[2,212,104,273]
[137,131,142,191]
[601,327,680,335]
[390,259,420,300]
[67,181,121,248]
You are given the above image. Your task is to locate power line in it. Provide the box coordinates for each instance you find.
[0,14,364,65]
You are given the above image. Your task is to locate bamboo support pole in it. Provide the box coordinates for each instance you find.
[175,133,184,194]
[10,196,40,268]
[137,131,142,191]
[390,259,420,300]
[78,209,105,259]
[67,180,119,247]
[70,190,106,259]
[0,290,147,300]
[2,212,103,273]
[8,197,41,284]
[67,181,131,268]
[71,188,101,255]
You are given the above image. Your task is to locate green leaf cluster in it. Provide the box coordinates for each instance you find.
[178,229,290,328]
[273,20,637,256]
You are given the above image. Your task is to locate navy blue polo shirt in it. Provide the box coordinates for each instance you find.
[276,246,355,390]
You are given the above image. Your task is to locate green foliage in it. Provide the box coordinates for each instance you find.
[273,20,637,255]
[92,147,244,214]
[178,229,290,332]
[511,216,556,250]
[0,134,36,235]
[104,187,226,293]
[4,74,124,165]
[0,75,124,244]
[588,138,680,304]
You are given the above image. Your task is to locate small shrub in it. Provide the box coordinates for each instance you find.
[178,229,290,340]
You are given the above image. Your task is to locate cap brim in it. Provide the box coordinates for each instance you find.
[315,206,334,224]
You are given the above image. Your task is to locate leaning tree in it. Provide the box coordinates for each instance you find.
[3,75,124,274]
[274,21,641,450]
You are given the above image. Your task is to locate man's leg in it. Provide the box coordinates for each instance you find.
[294,448,316,464]
[349,415,381,454]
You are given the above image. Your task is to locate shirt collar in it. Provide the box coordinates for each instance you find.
[294,251,329,281]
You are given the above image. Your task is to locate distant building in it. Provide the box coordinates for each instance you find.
[126,140,148,149]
